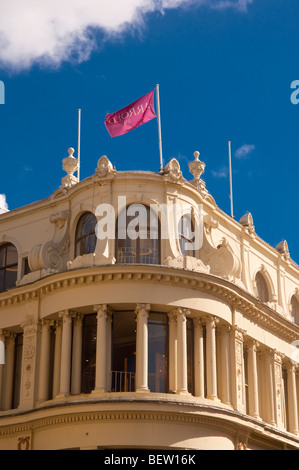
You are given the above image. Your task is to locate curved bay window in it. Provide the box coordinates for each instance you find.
[116,204,160,265]
[75,212,97,257]
[178,214,195,257]
[0,243,18,293]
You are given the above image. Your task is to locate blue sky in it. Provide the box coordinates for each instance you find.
[0,0,298,263]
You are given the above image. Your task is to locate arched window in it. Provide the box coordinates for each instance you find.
[255,271,269,303]
[0,243,18,292]
[178,214,195,257]
[75,212,97,257]
[291,296,299,325]
[115,204,160,265]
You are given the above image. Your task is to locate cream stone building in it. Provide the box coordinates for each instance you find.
[0,148,299,450]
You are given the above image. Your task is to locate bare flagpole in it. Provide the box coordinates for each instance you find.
[228,140,234,218]
[156,84,164,173]
[78,108,81,181]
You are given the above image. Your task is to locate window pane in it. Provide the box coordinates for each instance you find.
[5,265,18,290]
[112,311,136,392]
[0,269,4,292]
[6,244,18,266]
[81,314,97,393]
[75,212,97,257]
[116,205,160,265]
[148,313,168,393]
[0,246,5,267]
[12,334,23,409]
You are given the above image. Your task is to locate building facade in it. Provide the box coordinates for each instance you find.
[0,149,299,450]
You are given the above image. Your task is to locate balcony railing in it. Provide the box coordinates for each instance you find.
[111,370,135,392]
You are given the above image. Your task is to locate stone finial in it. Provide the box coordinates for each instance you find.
[60,148,79,189]
[276,240,291,262]
[163,158,184,183]
[239,212,255,234]
[188,151,207,194]
[95,155,116,179]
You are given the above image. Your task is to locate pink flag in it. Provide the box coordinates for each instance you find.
[104,90,156,137]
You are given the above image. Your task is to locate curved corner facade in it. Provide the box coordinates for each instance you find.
[0,152,299,450]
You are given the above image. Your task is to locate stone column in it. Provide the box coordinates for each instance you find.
[194,318,205,398]
[205,316,219,401]
[218,324,231,406]
[37,320,52,402]
[287,362,299,435]
[2,332,16,410]
[247,339,260,419]
[71,314,83,395]
[57,310,73,397]
[93,304,109,393]
[52,319,62,398]
[168,311,177,393]
[175,308,190,395]
[135,303,150,392]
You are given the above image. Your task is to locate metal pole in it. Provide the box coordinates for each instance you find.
[156,84,163,173]
[78,109,81,181]
[228,140,234,218]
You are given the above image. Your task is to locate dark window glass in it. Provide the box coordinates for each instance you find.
[112,311,136,392]
[178,214,195,257]
[148,313,168,393]
[81,314,97,393]
[12,333,23,409]
[116,205,160,265]
[187,318,194,395]
[75,212,97,257]
[0,243,18,293]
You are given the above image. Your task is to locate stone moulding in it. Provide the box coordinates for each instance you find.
[0,265,298,342]
[0,399,299,449]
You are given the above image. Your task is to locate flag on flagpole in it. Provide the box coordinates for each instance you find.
[104,90,156,137]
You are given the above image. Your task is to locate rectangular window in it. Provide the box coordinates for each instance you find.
[112,311,136,392]
[148,313,168,393]
[81,314,97,394]
[187,318,194,395]
[12,333,23,409]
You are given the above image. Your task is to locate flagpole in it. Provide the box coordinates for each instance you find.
[156,84,163,173]
[78,108,81,181]
[228,140,234,218]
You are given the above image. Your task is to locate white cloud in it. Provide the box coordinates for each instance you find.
[0,194,9,214]
[0,0,253,71]
[235,143,255,159]
[211,166,228,178]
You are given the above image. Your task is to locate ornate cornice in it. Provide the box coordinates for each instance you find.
[0,265,298,342]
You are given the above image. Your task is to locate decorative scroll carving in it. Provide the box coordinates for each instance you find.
[164,254,210,273]
[24,211,70,280]
[163,158,185,183]
[239,212,255,235]
[199,232,241,280]
[276,240,291,263]
[94,155,116,180]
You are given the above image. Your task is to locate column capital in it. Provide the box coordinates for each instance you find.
[135,303,151,312]
[245,338,260,351]
[202,315,219,328]
[168,307,190,321]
